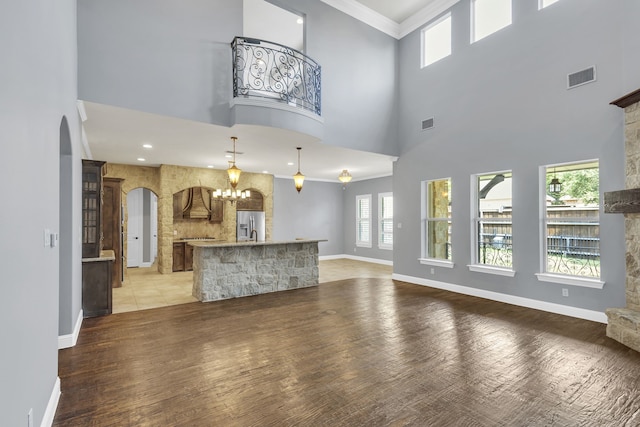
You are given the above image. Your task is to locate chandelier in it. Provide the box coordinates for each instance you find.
[338,169,352,185]
[213,136,249,202]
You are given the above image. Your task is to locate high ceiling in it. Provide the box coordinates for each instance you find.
[356,0,437,23]
[81,1,441,182]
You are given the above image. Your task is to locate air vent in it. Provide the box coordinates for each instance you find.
[421,117,434,131]
[567,66,596,89]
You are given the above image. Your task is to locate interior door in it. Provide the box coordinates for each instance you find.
[151,192,158,262]
[127,188,143,267]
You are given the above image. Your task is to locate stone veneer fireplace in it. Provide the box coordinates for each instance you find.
[604,88,640,352]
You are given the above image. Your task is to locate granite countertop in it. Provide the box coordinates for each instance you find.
[173,238,218,243]
[188,239,326,248]
[82,249,116,262]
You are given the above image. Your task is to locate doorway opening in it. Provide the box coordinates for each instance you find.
[126,188,158,268]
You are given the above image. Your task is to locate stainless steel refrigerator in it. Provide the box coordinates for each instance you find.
[236,211,265,242]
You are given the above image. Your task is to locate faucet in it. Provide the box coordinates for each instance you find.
[250,229,258,242]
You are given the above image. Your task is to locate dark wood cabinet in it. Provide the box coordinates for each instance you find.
[210,199,223,223]
[82,160,106,258]
[102,177,123,288]
[172,242,194,272]
[82,254,113,317]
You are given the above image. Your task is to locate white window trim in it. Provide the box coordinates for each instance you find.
[419,258,455,268]
[539,160,601,285]
[378,192,393,250]
[356,194,372,248]
[420,12,452,68]
[538,0,560,10]
[468,264,516,277]
[421,178,452,262]
[470,171,515,275]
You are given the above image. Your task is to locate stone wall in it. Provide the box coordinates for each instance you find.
[104,163,274,275]
[192,242,319,302]
[606,96,640,352]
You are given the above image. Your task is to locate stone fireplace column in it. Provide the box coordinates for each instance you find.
[604,88,640,352]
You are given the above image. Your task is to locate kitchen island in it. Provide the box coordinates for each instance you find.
[189,239,325,302]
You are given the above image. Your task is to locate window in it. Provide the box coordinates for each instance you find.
[470,171,515,276]
[471,0,512,43]
[421,13,452,67]
[421,178,452,265]
[539,0,560,9]
[538,161,603,288]
[378,193,393,250]
[356,194,371,248]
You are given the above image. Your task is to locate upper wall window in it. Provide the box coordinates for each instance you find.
[539,0,560,9]
[356,194,372,248]
[378,193,393,250]
[421,178,452,263]
[471,171,514,274]
[471,0,512,43]
[421,13,452,68]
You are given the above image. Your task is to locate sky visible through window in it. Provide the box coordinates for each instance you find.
[472,0,512,42]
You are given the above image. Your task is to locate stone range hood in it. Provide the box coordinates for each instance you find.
[604,88,640,352]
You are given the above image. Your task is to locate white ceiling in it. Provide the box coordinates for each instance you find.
[80,1,445,183]
[83,102,396,182]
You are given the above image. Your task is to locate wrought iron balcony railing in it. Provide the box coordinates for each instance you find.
[231,37,321,116]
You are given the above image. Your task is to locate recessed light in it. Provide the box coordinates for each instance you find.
[207,165,214,168]
[287,162,294,166]
[262,170,269,174]
[137,158,146,162]
[142,144,153,149]
[296,17,303,24]
[225,154,232,158]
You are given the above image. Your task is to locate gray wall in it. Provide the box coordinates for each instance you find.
[272,177,344,256]
[0,0,82,425]
[393,0,635,312]
[78,0,400,156]
[342,176,394,262]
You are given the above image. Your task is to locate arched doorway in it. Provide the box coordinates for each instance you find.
[126,187,158,268]
[58,116,75,339]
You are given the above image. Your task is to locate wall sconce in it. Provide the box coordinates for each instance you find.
[293,147,305,192]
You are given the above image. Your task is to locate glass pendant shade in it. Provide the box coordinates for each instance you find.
[294,147,304,192]
[338,169,352,184]
[227,164,241,189]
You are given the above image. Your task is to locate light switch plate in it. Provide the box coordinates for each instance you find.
[44,229,51,247]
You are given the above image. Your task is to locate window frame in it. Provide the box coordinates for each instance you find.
[356,194,372,248]
[535,160,604,289]
[471,0,512,44]
[468,170,516,277]
[420,178,454,268]
[378,192,393,250]
[421,12,452,68]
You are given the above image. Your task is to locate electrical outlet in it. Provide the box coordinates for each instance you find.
[562,288,569,297]
[430,268,435,275]
[28,408,33,427]
[43,229,51,247]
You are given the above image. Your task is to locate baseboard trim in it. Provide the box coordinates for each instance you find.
[58,310,83,349]
[319,254,393,266]
[392,273,608,324]
[42,376,60,427]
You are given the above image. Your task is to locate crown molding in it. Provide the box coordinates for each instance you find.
[320,0,460,40]
[320,0,400,38]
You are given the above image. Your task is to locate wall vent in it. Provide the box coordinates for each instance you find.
[567,66,596,89]
[421,117,434,131]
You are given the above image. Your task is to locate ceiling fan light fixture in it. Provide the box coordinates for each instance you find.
[338,169,352,184]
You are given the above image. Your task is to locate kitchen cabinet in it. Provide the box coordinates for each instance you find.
[102,177,123,288]
[210,199,223,223]
[82,160,106,258]
[172,242,194,272]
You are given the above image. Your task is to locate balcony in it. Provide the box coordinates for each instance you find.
[231,37,321,117]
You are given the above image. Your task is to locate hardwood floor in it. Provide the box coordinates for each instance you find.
[55,277,640,426]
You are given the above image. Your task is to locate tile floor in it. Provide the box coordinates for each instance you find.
[112,258,393,314]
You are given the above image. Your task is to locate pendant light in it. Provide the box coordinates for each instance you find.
[549,167,562,193]
[227,136,241,189]
[293,147,305,193]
